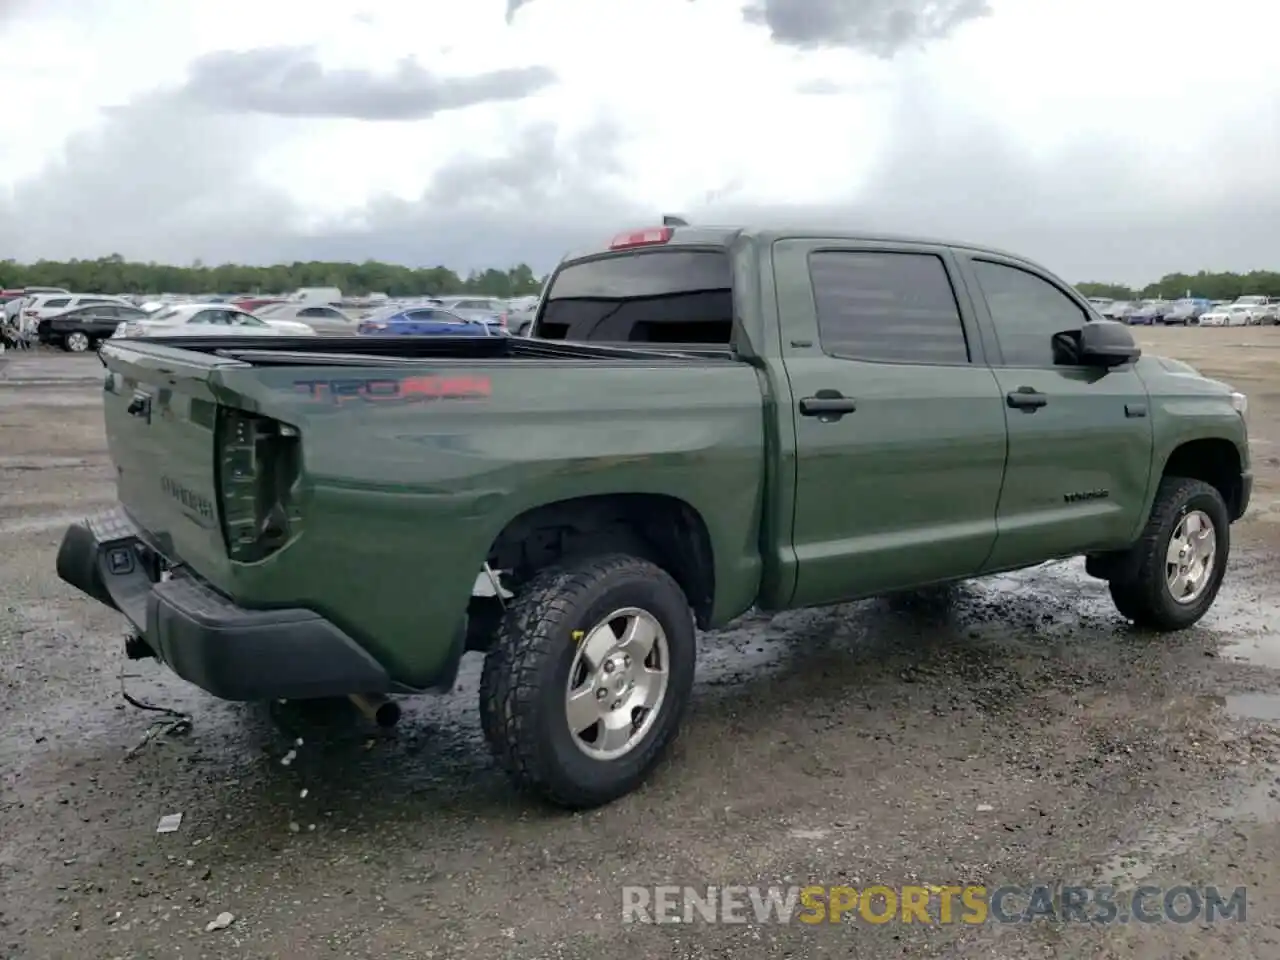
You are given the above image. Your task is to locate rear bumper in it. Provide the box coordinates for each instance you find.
[55,508,392,701]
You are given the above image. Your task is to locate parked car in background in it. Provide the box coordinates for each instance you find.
[1230,295,1279,323]
[285,287,343,305]
[113,304,318,339]
[253,302,360,336]
[356,305,497,337]
[37,302,149,352]
[1161,299,1207,325]
[21,293,132,326]
[1101,300,1138,321]
[434,296,509,331]
[234,296,286,313]
[1127,300,1171,325]
[1199,304,1255,327]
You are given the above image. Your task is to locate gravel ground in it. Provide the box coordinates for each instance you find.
[4,329,1280,959]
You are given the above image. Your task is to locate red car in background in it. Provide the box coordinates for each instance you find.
[232,297,285,312]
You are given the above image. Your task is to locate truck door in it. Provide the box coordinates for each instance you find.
[954,254,1154,571]
[774,239,1009,607]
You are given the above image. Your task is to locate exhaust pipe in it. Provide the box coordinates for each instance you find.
[349,693,401,728]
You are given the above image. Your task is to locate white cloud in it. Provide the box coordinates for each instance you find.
[2,0,1277,284]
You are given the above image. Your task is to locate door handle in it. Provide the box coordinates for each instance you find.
[1006,387,1047,411]
[1125,403,1147,418]
[126,393,151,421]
[799,392,857,420]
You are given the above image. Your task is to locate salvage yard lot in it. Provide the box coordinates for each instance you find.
[4,327,1280,959]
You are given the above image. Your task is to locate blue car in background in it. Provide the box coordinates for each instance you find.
[356,305,500,337]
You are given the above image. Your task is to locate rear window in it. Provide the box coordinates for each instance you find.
[537,249,733,344]
[41,297,71,308]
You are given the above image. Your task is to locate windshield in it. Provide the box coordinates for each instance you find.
[147,308,180,322]
[539,248,733,344]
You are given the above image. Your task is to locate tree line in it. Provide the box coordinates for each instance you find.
[0,255,545,299]
[3,255,1279,303]
[1075,269,1280,302]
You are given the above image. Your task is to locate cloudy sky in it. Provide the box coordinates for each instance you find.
[1,0,1276,285]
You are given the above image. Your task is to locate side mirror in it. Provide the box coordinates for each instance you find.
[1058,320,1141,368]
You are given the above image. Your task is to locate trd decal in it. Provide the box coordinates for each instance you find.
[291,374,492,406]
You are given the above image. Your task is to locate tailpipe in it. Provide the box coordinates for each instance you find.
[349,693,401,728]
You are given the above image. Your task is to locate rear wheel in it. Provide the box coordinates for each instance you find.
[64,331,91,352]
[1107,477,1229,631]
[478,553,696,809]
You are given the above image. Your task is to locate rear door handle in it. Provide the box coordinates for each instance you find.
[799,392,857,420]
[1006,387,1047,411]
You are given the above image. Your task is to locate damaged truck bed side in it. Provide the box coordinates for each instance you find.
[58,224,1251,809]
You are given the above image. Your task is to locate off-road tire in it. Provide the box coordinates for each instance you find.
[478,553,696,809]
[1107,477,1230,631]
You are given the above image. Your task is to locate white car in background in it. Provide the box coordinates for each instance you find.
[112,303,318,339]
[1198,304,1255,327]
[252,301,360,335]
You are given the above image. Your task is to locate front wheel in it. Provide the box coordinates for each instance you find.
[478,553,696,808]
[1107,477,1230,631]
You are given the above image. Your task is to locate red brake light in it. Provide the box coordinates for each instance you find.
[608,226,673,250]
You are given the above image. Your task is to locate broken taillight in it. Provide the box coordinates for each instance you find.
[215,409,304,563]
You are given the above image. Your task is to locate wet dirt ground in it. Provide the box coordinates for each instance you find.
[3,329,1280,959]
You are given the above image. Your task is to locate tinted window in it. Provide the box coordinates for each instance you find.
[297,307,335,318]
[808,251,969,364]
[540,249,733,344]
[970,260,1088,367]
[188,310,218,324]
[404,310,443,321]
[42,298,70,308]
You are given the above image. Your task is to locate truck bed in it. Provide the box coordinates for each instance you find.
[91,335,767,691]
[117,334,739,366]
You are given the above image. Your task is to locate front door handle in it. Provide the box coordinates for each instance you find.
[799,391,857,420]
[1006,387,1047,411]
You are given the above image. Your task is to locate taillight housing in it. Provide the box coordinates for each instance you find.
[609,226,673,249]
[215,408,304,563]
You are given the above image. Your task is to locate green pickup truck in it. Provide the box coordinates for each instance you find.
[57,224,1252,809]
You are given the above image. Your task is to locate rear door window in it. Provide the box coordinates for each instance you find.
[42,298,71,309]
[808,251,971,364]
[538,249,733,344]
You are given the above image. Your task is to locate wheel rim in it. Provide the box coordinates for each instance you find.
[565,607,670,761]
[1166,509,1217,605]
[67,332,89,351]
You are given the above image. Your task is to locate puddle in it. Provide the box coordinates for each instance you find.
[1224,692,1280,722]
[1220,634,1280,668]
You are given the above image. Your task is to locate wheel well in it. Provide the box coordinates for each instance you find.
[1162,439,1244,518]
[482,494,716,629]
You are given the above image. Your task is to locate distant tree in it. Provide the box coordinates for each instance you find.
[2,254,1275,303]
[0,256,546,297]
